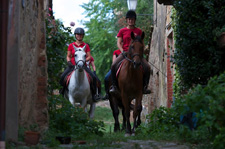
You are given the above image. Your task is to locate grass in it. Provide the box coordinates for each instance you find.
[13,106,209,148]
[94,106,123,133]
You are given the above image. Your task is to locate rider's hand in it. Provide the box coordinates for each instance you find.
[122,51,127,56]
[94,71,96,75]
[67,61,74,68]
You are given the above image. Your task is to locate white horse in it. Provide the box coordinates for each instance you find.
[65,44,95,118]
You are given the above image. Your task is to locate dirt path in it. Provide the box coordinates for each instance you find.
[58,139,189,148]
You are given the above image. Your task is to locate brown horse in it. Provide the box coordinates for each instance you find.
[117,31,145,136]
[108,75,136,133]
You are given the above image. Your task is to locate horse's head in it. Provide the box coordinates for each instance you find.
[128,31,145,69]
[73,44,86,71]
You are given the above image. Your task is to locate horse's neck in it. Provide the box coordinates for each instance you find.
[124,59,139,74]
[74,69,86,83]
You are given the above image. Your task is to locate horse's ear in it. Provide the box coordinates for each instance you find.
[82,44,87,51]
[131,32,135,40]
[73,44,78,51]
[141,32,145,40]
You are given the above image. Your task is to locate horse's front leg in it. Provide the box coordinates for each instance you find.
[121,108,126,131]
[137,112,141,126]
[68,92,75,106]
[89,103,96,119]
[121,95,131,136]
[132,97,142,135]
[109,97,120,132]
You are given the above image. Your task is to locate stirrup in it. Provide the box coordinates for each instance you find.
[109,85,120,96]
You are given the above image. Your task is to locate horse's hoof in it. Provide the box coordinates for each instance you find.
[93,94,102,102]
[124,133,131,137]
[131,133,135,136]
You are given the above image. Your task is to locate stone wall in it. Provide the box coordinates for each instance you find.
[146,1,168,113]
[18,0,48,131]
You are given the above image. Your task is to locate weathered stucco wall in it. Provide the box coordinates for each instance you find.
[146,0,168,113]
[18,0,48,131]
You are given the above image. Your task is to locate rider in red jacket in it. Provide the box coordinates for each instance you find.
[60,28,101,101]
[109,10,151,95]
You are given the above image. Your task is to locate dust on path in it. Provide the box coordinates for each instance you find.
[96,100,111,108]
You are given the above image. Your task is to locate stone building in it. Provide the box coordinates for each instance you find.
[0,0,50,143]
[144,0,174,113]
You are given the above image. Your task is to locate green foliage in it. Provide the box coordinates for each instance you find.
[94,107,123,133]
[137,106,179,136]
[173,0,225,89]
[184,72,225,146]
[48,95,104,139]
[138,72,225,148]
[136,0,154,42]
[46,16,75,93]
[213,25,225,38]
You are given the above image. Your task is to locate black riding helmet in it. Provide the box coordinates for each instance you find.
[74,27,85,35]
[126,10,136,19]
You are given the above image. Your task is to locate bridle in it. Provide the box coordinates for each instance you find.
[123,40,143,66]
[74,51,86,70]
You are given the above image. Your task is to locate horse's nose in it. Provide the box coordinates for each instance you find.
[77,62,84,68]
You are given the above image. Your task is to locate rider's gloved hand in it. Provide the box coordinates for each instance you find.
[122,51,127,56]
[67,61,74,68]
[94,71,96,75]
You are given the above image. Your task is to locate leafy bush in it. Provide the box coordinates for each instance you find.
[48,95,104,139]
[136,106,180,139]
[138,72,225,147]
[183,72,225,147]
[46,16,75,93]
[173,0,225,89]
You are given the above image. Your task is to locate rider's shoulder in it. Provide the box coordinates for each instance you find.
[120,27,128,31]
[69,42,76,46]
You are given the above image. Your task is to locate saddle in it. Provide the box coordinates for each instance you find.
[62,70,92,87]
[116,60,125,78]
[115,59,144,78]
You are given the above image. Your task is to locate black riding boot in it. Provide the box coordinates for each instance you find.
[109,68,120,96]
[92,78,101,102]
[143,71,151,94]
[103,79,109,100]
[59,67,72,96]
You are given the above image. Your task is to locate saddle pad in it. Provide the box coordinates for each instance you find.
[66,70,91,87]
[116,60,125,78]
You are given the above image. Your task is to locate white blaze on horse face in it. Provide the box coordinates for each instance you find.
[75,50,86,69]
[72,44,87,69]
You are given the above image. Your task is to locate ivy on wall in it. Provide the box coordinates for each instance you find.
[173,0,225,90]
[46,17,75,93]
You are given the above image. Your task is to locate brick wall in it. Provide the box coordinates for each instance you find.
[18,0,48,131]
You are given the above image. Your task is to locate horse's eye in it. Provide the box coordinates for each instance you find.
[75,54,77,57]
